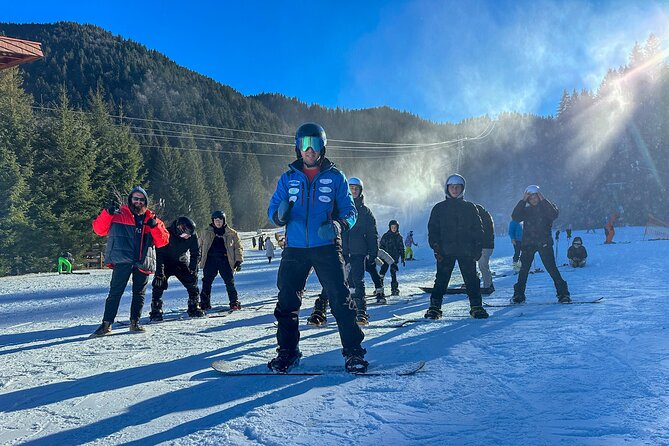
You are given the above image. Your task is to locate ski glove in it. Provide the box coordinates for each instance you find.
[152,275,168,290]
[106,201,120,215]
[318,220,341,241]
[146,217,158,228]
[189,267,198,277]
[276,199,293,225]
[234,261,242,272]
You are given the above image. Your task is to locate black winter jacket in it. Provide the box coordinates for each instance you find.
[343,195,379,258]
[511,198,559,248]
[380,230,405,263]
[476,204,495,249]
[428,197,483,258]
[567,245,588,260]
[156,220,200,274]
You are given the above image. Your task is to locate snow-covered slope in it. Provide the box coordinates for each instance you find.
[1,227,667,445]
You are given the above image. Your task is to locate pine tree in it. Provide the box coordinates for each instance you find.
[201,148,233,224]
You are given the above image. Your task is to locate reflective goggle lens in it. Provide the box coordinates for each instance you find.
[297,136,325,152]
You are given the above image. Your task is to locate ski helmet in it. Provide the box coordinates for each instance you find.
[211,210,226,226]
[389,219,399,230]
[525,185,540,194]
[295,122,327,160]
[445,174,466,199]
[127,185,149,207]
[175,216,196,236]
[348,177,364,191]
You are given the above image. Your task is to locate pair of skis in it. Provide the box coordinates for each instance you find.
[211,359,426,377]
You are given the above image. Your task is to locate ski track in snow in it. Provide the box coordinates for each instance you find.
[0,228,668,445]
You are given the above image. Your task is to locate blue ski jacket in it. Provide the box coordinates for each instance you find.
[268,158,357,248]
[508,220,523,241]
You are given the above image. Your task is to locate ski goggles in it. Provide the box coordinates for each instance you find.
[297,136,325,152]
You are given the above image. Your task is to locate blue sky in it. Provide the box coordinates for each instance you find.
[3,0,668,122]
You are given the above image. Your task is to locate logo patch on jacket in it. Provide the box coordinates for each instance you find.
[318,196,332,203]
[319,179,333,184]
[288,187,299,194]
[318,186,332,193]
[289,180,300,186]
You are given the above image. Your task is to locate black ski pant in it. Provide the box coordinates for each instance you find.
[275,246,364,352]
[430,255,482,309]
[201,254,238,303]
[151,263,199,314]
[515,243,568,295]
[379,262,399,291]
[102,263,149,323]
[365,259,383,289]
[512,241,522,263]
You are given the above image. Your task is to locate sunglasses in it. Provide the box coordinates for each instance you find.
[131,196,146,203]
[297,136,325,153]
[573,242,582,246]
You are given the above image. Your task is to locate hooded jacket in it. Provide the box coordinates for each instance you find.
[199,224,243,270]
[156,219,200,274]
[267,158,357,248]
[342,194,379,258]
[92,187,169,273]
[476,204,495,249]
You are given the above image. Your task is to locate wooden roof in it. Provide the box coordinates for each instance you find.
[0,36,43,70]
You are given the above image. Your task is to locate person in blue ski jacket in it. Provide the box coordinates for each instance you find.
[266,122,367,374]
[508,219,523,268]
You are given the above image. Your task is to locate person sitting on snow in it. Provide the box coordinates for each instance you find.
[567,236,588,268]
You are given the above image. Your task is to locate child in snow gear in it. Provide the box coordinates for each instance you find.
[90,186,170,337]
[149,217,204,321]
[379,219,405,296]
[567,236,588,267]
[508,220,523,271]
[199,210,244,311]
[307,176,381,325]
[476,204,495,295]
[57,252,74,274]
[511,185,570,304]
[404,231,418,260]
[267,122,367,373]
[425,174,488,320]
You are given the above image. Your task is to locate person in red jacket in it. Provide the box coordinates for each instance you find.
[90,186,169,337]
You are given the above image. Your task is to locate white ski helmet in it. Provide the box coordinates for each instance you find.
[348,177,363,191]
[445,174,466,199]
[525,185,540,194]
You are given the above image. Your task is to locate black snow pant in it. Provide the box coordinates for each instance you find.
[365,259,383,289]
[430,255,482,309]
[151,263,199,315]
[515,243,568,296]
[512,241,522,263]
[201,254,238,304]
[379,262,399,291]
[275,246,364,352]
[102,263,149,323]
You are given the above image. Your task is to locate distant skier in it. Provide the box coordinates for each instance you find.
[252,236,257,249]
[307,176,380,326]
[424,174,488,320]
[267,122,367,373]
[604,212,619,244]
[508,219,523,271]
[379,219,405,296]
[511,185,570,304]
[265,237,275,263]
[90,186,169,337]
[199,210,243,311]
[258,234,265,250]
[58,252,74,274]
[567,237,588,267]
[475,204,495,295]
[404,230,418,260]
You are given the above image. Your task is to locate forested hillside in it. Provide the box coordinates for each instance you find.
[0,22,666,275]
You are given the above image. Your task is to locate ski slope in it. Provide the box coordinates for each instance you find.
[1,227,668,445]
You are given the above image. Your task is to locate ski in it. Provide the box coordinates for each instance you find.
[390,313,471,326]
[211,360,426,376]
[419,286,494,295]
[116,309,234,326]
[483,297,604,307]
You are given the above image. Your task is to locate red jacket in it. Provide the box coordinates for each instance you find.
[92,205,169,273]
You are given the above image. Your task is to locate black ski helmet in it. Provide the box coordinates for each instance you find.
[389,219,399,230]
[295,122,327,160]
[175,216,196,236]
[211,210,226,226]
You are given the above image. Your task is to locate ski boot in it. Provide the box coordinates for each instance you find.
[129,319,146,333]
[375,287,387,304]
[391,286,400,296]
[199,292,212,311]
[511,283,526,304]
[469,306,489,319]
[229,300,242,311]
[424,307,443,320]
[343,347,368,373]
[90,321,112,338]
[187,299,206,317]
[149,299,163,321]
[356,310,369,326]
[307,310,327,326]
[557,295,572,304]
[481,284,495,295]
[268,349,302,373]
[556,281,571,304]
[149,311,163,322]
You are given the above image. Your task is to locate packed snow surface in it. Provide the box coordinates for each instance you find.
[1,227,668,445]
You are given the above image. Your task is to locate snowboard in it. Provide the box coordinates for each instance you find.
[390,313,471,326]
[211,359,426,376]
[116,309,235,326]
[483,297,604,307]
[419,286,493,295]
